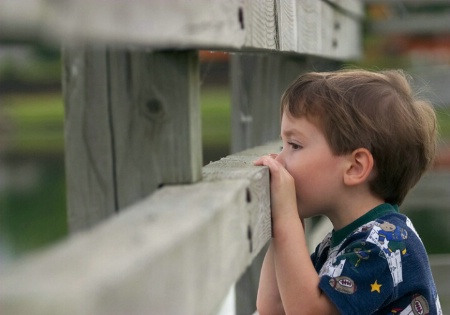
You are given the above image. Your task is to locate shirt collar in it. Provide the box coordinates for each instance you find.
[331,203,399,247]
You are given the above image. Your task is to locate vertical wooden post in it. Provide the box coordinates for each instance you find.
[63,46,116,232]
[229,52,306,315]
[63,47,202,232]
[108,50,202,210]
[230,53,341,314]
[230,53,308,153]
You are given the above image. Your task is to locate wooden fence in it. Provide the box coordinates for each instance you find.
[0,1,363,314]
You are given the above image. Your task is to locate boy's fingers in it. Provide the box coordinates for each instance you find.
[254,153,278,165]
[254,156,274,166]
[253,157,264,166]
[254,157,281,176]
[253,156,268,166]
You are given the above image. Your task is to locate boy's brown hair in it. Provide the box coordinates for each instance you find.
[281,69,437,205]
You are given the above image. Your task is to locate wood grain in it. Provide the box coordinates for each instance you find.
[63,46,117,232]
[0,143,276,315]
[63,48,202,232]
[0,0,362,60]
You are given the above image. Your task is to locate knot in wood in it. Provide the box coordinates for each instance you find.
[146,99,163,114]
[143,98,167,121]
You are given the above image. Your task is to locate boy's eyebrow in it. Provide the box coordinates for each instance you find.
[281,128,304,138]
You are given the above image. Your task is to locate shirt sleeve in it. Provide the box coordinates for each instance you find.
[318,239,394,314]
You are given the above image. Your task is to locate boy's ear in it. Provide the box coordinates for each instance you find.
[343,148,374,186]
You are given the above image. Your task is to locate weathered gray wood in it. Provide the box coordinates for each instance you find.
[0,142,276,315]
[63,48,202,232]
[108,49,202,210]
[243,0,278,50]
[229,54,306,153]
[320,0,363,60]
[277,0,362,59]
[235,244,268,315]
[230,54,341,153]
[203,143,278,253]
[229,54,343,313]
[228,51,306,313]
[63,46,117,231]
[0,0,362,60]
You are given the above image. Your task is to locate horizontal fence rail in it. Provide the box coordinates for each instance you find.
[0,0,363,60]
[0,1,364,314]
[0,142,280,315]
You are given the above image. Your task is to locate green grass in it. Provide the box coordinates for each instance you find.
[201,86,231,143]
[0,160,68,257]
[201,86,231,161]
[436,107,450,141]
[0,55,61,85]
[0,87,233,157]
[1,94,65,154]
[1,90,449,258]
[1,90,449,155]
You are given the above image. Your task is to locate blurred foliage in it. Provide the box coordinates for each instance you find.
[0,43,61,85]
[201,86,231,162]
[1,12,450,259]
[354,34,412,70]
[0,159,67,258]
[1,94,65,154]
[406,208,450,255]
[436,108,450,141]
[0,88,232,156]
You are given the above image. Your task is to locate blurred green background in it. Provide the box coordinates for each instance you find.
[1,3,450,264]
[0,49,235,261]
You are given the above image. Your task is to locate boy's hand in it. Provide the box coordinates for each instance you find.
[254,154,298,221]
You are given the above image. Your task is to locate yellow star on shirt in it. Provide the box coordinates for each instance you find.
[371,280,382,293]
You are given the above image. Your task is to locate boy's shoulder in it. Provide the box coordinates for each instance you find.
[335,212,425,260]
[314,211,417,258]
[313,212,441,314]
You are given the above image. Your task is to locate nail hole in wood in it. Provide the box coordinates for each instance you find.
[332,39,338,48]
[238,7,244,29]
[334,21,340,30]
[246,188,252,203]
[247,225,253,253]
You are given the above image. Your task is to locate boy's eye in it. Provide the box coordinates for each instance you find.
[288,142,302,150]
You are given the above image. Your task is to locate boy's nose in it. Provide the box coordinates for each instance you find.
[275,151,285,166]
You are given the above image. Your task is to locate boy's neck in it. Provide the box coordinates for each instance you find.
[326,193,385,231]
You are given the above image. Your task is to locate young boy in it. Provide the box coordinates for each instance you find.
[254,69,442,314]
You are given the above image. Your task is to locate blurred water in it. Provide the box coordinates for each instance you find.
[0,155,67,265]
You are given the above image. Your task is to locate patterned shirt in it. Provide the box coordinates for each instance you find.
[311,203,442,314]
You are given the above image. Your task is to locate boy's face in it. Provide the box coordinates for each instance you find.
[276,112,349,218]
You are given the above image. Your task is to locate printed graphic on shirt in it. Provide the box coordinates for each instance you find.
[366,221,407,286]
[317,232,332,257]
[320,256,346,278]
[397,294,429,315]
[435,294,443,315]
[316,215,441,314]
[370,280,382,293]
[378,222,408,255]
[329,276,357,294]
[342,241,372,271]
